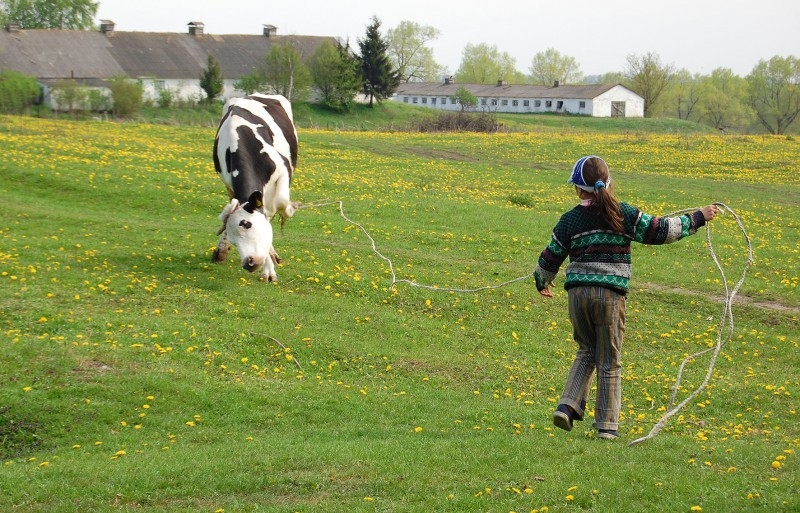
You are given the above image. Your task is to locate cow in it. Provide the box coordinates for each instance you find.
[211,93,299,282]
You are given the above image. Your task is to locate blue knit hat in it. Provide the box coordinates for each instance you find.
[568,155,610,193]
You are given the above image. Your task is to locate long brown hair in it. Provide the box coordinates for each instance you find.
[582,157,624,233]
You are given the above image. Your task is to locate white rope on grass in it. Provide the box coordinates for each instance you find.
[300,198,753,446]
[298,199,536,293]
[628,202,753,446]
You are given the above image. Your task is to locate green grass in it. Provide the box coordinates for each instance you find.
[0,115,798,512]
[42,99,721,135]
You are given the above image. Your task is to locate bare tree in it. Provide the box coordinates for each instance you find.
[624,52,675,117]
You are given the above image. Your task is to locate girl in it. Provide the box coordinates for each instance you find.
[534,155,718,439]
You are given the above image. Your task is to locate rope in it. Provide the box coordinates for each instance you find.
[628,202,753,446]
[298,199,536,293]
[299,199,753,445]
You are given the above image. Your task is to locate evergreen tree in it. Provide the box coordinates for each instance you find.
[199,54,224,103]
[358,16,399,107]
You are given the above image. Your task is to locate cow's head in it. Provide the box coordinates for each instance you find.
[218,191,274,275]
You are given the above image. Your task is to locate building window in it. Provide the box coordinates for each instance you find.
[545,100,552,107]
[432,97,437,104]
[413,97,418,104]
[512,100,519,106]
[154,80,166,90]
[534,100,541,107]
[501,99,508,106]
[523,100,529,106]
[579,101,586,108]
[481,98,487,105]
[442,97,448,104]
[491,99,498,106]
[557,101,563,110]
[422,97,427,104]
[403,97,409,103]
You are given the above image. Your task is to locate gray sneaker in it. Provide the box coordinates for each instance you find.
[553,405,574,431]
[598,429,619,439]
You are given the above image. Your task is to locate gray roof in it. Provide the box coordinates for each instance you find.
[395,82,621,99]
[0,27,334,80]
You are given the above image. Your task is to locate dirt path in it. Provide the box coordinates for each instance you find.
[638,282,800,316]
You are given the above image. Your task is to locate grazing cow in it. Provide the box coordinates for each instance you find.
[212,93,298,282]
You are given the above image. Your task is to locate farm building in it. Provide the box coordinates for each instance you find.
[0,21,334,109]
[393,79,644,117]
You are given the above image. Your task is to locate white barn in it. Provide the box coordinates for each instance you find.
[393,79,644,118]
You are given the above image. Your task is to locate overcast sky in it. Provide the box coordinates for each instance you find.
[95,0,799,78]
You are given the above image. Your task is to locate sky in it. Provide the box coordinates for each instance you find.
[95,0,799,78]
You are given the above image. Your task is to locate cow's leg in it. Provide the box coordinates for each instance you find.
[273,173,298,226]
[212,230,231,263]
[260,255,278,282]
[269,245,281,265]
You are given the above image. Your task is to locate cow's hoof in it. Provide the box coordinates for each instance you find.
[212,248,229,263]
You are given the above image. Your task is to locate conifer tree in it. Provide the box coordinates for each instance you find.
[358,16,399,107]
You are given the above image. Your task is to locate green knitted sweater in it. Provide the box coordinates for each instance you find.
[534,202,706,294]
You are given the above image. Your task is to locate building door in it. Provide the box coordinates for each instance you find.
[611,101,626,117]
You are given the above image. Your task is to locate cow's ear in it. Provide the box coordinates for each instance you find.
[244,191,264,213]
[220,198,240,219]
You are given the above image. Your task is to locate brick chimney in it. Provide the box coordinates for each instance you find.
[188,21,205,36]
[263,24,278,37]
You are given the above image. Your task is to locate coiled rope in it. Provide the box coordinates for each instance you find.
[628,202,753,445]
[300,199,753,446]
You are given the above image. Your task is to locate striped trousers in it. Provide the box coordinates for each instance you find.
[560,286,626,430]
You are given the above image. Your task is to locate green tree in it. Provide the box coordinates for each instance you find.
[746,55,800,134]
[528,48,583,86]
[0,69,40,114]
[624,52,675,117]
[455,43,523,84]
[358,16,399,107]
[665,69,704,121]
[698,68,752,130]
[0,0,97,29]
[452,86,477,112]
[262,41,312,102]
[309,40,361,112]
[386,20,444,82]
[199,54,224,103]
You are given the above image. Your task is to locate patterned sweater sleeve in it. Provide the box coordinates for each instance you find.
[632,209,707,245]
[534,232,569,291]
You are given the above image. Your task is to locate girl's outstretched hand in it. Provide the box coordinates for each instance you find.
[701,204,720,221]
[539,285,554,298]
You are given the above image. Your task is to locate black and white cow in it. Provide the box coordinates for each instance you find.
[211,93,298,282]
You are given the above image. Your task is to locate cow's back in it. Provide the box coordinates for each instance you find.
[213,94,298,204]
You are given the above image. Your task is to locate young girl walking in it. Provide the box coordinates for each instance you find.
[534,155,718,439]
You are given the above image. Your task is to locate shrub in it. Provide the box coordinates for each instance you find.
[0,70,40,114]
[411,111,504,133]
[156,87,173,108]
[108,75,144,118]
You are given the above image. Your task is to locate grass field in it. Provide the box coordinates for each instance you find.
[0,114,798,512]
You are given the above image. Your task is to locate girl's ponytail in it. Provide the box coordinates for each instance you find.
[583,158,624,233]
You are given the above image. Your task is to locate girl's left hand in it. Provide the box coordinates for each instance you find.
[539,285,554,298]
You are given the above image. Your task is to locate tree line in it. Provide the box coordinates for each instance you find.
[1,0,798,133]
